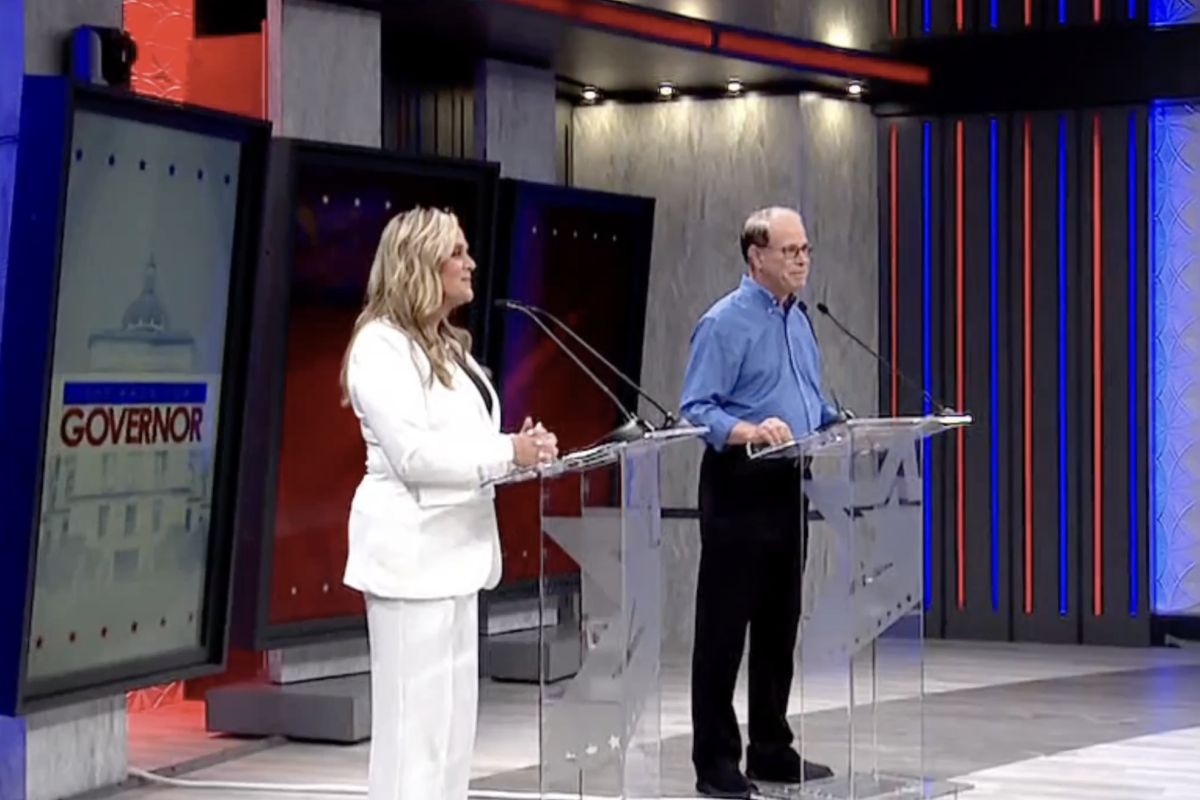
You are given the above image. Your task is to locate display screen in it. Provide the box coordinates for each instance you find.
[266,157,492,628]
[26,109,243,689]
[491,185,654,585]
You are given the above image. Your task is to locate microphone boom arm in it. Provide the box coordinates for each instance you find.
[494,300,654,441]
[815,301,956,416]
[513,300,678,428]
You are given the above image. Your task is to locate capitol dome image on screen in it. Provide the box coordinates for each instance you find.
[40,257,210,594]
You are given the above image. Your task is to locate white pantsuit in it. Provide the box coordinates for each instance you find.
[342,320,513,800]
[365,594,479,800]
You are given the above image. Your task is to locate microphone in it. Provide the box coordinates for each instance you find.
[814,301,956,416]
[493,299,653,443]
[501,299,679,430]
[797,300,850,427]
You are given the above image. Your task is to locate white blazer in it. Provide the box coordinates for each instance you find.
[342,319,514,600]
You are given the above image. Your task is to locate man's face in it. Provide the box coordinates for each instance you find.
[751,211,811,300]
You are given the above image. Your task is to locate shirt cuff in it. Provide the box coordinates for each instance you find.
[820,404,839,426]
[477,433,517,483]
[704,414,737,451]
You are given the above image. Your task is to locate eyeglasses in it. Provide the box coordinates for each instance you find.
[776,243,812,261]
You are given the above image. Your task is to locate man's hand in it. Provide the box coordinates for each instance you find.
[728,417,795,447]
[753,417,793,446]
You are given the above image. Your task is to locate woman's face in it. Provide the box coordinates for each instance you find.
[439,226,476,312]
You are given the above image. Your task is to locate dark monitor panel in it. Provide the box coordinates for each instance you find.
[488,179,655,586]
[231,139,500,649]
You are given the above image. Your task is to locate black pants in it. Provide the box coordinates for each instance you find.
[691,446,807,775]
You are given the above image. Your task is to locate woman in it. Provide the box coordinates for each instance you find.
[340,206,557,800]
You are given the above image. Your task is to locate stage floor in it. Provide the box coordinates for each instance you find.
[116,640,1200,800]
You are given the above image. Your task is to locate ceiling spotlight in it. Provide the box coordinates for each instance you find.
[658,81,676,99]
[581,85,600,103]
[848,81,864,97]
[726,77,744,95]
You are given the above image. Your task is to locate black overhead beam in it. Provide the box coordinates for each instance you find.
[876,23,1200,115]
[380,0,927,101]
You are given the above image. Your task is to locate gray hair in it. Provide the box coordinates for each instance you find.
[739,206,798,263]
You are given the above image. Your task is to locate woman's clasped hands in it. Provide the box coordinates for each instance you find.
[511,417,559,467]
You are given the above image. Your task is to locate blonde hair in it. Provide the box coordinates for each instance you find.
[339,206,472,402]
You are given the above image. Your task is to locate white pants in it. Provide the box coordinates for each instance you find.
[365,593,479,800]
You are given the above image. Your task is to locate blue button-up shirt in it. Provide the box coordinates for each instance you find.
[680,275,837,450]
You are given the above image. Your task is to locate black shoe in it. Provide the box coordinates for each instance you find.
[746,745,834,784]
[695,761,758,798]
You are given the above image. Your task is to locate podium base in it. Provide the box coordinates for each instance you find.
[484,623,581,684]
[757,773,969,799]
[205,675,370,743]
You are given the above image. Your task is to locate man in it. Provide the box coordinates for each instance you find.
[680,206,838,798]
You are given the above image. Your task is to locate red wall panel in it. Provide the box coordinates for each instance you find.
[124,0,268,706]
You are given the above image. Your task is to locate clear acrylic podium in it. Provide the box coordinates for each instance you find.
[486,424,707,799]
[748,414,971,800]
